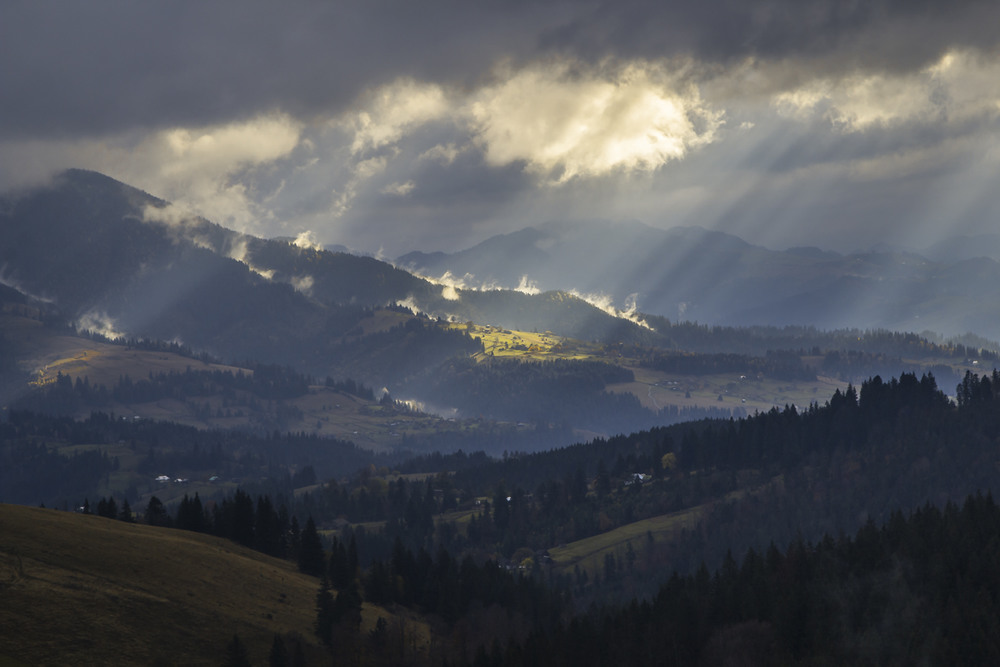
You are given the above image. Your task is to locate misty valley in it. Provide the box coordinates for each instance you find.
[5,171,1000,665]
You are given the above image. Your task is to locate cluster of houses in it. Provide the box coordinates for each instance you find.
[153,474,222,484]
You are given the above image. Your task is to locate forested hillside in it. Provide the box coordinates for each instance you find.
[482,493,1000,665]
[10,369,1000,664]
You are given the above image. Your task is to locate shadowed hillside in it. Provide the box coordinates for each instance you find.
[0,504,393,666]
[0,170,655,384]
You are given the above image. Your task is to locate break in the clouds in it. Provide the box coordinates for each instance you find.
[2,0,1000,256]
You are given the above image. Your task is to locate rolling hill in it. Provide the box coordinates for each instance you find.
[0,503,408,666]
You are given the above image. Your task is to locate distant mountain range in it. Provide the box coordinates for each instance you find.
[398,219,1000,338]
[0,170,653,389]
[919,234,1000,264]
[5,168,1000,393]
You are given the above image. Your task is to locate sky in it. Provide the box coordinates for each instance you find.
[2,0,1000,258]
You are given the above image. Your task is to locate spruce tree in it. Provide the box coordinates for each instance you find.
[291,641,306,667]
[315,575,336,648]
[224,633,251,667]
[268,634,287,667]
[144,496,170,527]
[118,499,134,522]
[298,516,326,577]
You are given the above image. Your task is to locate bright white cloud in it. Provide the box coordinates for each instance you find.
[929,50,1000,119]
[158,115,301,176]
[342,79,450,155]
[425,270,475,290]
[394,295,424,315]
[140,201,225,251]
[468,60,723,183]
[410,269,508,295]
[514,275,541,295]
[218,237,274,279]
[141,201,197,227]
[774,50,1000,132]
[75,310,126,340]
[321,60,724,224]
[293,230,323,251]
[568,289,650,328]
[141,115,301,230]
[0,114,304,237]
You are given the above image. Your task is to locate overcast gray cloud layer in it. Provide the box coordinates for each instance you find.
[3,0,1000,258]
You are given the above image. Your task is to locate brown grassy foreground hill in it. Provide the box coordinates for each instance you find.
[0,504,353,666]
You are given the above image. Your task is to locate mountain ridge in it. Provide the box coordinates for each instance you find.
[397,219,1000,338]
[0,170,657,379]
[0,170,681,444]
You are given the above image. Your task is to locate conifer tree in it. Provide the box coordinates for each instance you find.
[118,498,134,522]
[230,489,256,547]
[315,575,336,648]
[291,641,306,667]
[298,516,326,577]
[176,493,205,532]
[144,496,170,527]
[268,634,287,667]
[224,633,251,667]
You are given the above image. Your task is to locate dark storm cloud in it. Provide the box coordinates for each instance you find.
[3,0,998,141]
[0,1,555,139]
[540,0,1000,74]
[3,0,999,264]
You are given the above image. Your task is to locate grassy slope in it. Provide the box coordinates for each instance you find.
[22,333,245,393]
[0,504,399,666]
[547,503,708,575]
[546,483,762,578]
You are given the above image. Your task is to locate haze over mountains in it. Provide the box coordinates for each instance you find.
[400,219,1000,338]
[11,168,993,448]
[6,168,1000,358]
[0,170,649,385]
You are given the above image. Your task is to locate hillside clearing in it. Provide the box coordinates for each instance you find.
[547,503,709,575]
